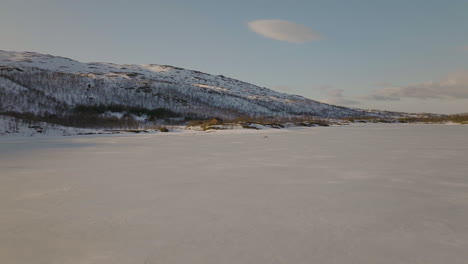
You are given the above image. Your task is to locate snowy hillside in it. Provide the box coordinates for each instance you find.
[0,50,397,132]
[0,115,101,137]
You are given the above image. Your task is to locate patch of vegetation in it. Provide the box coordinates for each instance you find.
[73,104,181,121]
[398,114,468,124]
[229,117,285,128]
[123,129,149,133]
[343,116,396,123]
[241,124,260,130]
[187,116,338,131]
[0,111,139,129]
[295,120,330,127]
[187,118,226,131]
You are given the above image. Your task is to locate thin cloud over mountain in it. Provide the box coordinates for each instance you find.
[321,89,360,106]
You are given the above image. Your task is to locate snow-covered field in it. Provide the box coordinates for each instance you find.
[1,124,467,264]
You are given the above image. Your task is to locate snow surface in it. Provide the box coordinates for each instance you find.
[1,124,468,264]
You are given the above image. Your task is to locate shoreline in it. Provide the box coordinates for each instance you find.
[0,121,466,139]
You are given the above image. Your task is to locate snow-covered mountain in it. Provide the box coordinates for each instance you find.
[0,50,395,129]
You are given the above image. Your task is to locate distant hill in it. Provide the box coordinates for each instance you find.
[0,50,405,131]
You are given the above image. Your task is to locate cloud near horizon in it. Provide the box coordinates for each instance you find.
[321,89,360,106]
[361,71,468,101]
[248,20,322,43]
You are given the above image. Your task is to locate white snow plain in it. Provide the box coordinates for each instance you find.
[1,124,468,264]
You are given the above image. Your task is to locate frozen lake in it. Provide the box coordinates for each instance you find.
[1,124,468,264]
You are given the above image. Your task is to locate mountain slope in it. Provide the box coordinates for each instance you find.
[0,50,394,129]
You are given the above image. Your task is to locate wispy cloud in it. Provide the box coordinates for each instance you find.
[321,89,360,105]
[247,20,322,43]
[361,71,468,101]
[316,84,333,92]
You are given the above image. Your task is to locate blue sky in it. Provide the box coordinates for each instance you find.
[1,0,468,113]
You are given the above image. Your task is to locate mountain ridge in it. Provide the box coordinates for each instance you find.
[0,50,404,133]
